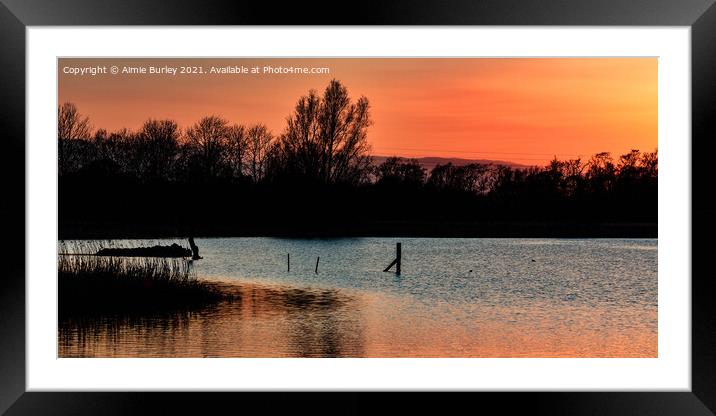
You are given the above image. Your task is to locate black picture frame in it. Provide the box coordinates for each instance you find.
[2,0,714,414]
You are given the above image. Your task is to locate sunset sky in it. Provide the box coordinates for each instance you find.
[58,58,657,166]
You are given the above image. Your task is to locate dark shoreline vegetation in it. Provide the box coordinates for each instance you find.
[58,245,233,318]
[59,79,657,239]
[60,221,656,239]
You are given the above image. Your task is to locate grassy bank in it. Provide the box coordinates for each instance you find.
[58,252,230,317]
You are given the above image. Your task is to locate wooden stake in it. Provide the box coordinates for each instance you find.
[396,243,401,275]
[287,253,290,272]
[383,258,397,272]
[315,256,320,274]
[383,242,402,275]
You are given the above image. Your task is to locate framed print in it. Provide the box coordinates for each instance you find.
[2,0,715,414]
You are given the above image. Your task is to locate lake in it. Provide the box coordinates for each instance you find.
[58,237,657,358]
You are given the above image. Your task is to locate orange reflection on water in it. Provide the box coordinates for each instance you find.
[59,281,656,358]
[359,295,657,357]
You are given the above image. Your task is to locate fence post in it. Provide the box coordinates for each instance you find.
[383,242,402,275]
[396,243,401,275]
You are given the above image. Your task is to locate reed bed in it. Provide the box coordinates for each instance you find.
[59,240,228,316]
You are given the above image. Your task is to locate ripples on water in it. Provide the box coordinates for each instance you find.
[59,238,657,358]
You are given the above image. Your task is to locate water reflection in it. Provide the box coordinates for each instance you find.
[59,283,365,358]
[58,238,658,358]
[59,279,657,358]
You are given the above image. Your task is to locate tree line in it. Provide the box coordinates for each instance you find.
[59,79,373,185]
[58,79,657,238]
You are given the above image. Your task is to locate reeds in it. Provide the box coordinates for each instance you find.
[59,240,228,317]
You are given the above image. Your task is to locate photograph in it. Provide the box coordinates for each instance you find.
[56,57,658,358]
[2,0,712,409]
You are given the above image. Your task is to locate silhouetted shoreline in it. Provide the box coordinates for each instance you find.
[58,249,232,318]
[58,81,657,241]
[59,220,657,240]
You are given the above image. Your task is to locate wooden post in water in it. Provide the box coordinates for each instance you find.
[396,243,401,275]
[287,253,290,272]
[188,237,202,260]
[383,242,402,275]
[315,256,320,274]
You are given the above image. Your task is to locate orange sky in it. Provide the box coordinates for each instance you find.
[58,58,657,166]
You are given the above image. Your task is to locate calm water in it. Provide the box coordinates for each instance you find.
[59,238,657,357]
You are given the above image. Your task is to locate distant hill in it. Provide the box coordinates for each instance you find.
[371,156,532,171]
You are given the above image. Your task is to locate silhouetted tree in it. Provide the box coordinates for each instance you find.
[428,163,494,194]
[136,119,179,181]
[641,149,658,178]
[58,102,93,174]
[277,79,372,184]
[587,152,616,193]
[246,124,274,183]
[185,115,230,180]
[225,124,248,179]
[58,102,93,141]
[376,157,426,188]
[56,86,658,238]
[562,158,587,196]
